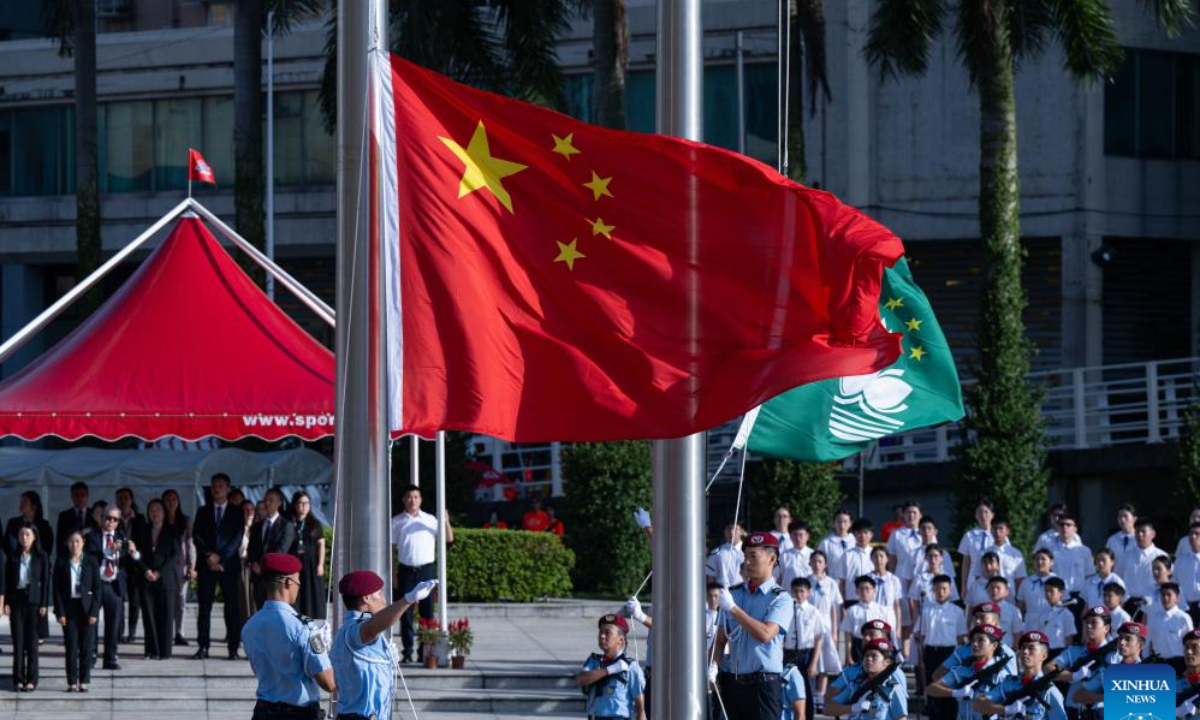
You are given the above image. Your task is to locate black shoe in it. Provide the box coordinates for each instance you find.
[228,648,239,660]
[174,635,188,647]
[402,655,413,664]
[102,662,120,670]
[192,649,209,660]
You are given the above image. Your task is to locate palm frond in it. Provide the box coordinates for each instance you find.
[796,0,832,110]
[1008,0,1053,65]
[492,0,571,108]
[1048,0,1122,81]
[954,0,1000,88]
[864,0,946,80]
[1137,0,1195,36]
[391,0,502,90]
[41,0,75,57]
[318,7,337,133]
[265,0,327,36]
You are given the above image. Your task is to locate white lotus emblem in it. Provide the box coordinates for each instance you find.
[829,369,912,442]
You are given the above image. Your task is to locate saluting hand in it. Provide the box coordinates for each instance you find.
[405,580,438,604]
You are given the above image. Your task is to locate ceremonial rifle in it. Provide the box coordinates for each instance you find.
[848,661,903,704]
[1177,681,1200,708]
[1000,673,1060,710]
[1052,638,1120,674]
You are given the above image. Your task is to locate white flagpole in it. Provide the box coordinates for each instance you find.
[265,10,276,300]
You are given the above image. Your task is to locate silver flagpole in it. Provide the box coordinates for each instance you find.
[410,435,420,488]
[333,0,391,621]
[265,9,276,300]
[652,0,705,718]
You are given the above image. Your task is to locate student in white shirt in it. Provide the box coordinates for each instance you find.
[913,575,966,692]
[958,500,996,591]
[807,550,842,707]
[1032,577,1076,652]
[909,545,960,619]
[870,546,904,635]
[1047,515,1092,597]
[784,576,824,719]
[1175,522,1200,627]
[984,519,1026,591]
[1140,555,1175,623]
[985,576,1023,646]
[1125,516,1169,601]
[1176,508,1200,559]
[843,575,896,662]
[886,501,924,586]
[771,507,795,552]
[1106,503,1138,578]
[1033,503,1068,552]
[704,522,744,589]
[1082,548,1125,608]
[964,552,1001,609]
[1148,582,1193,674]
[911,517,956,578]
[1103,582,1132,628]
[776,522,814,589]
[838,519,876,597]
[1018,549,1058,620]
[817,510,853,585]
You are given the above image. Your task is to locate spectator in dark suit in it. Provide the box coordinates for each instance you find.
[6,526,49,692]
[6,491,54,645]
[56,483,95,556]
[53,531,100,692]
[85,507,140,670]
[115,487,145,644]
[247,487,297,609]
[133,499,178,660]
[191,473,245,660]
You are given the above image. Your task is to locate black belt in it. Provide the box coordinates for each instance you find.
[591,717,631,720]
[399,563,433,572]
[335,714,375,720]
[723,671,776,684]
[253,700,324,720]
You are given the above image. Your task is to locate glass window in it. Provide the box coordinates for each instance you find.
[1176,54,1200,160]
[272,91,304,186]
[563,73,594,123]
[201,95,234,186]
[625,70,655,133]
[102,101,153,191]
[703,64,738,151]
[0,112,10,195]
[1104,52,1137,156]
[743,62,778,164]
[302,91,334,185]
[1138,51,1173,158]
[12,106,71,196]
[1105,48,1200,159]
[154,97,203,189]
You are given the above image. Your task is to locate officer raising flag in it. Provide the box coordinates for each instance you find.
[329,571,438,720]
[972,630,1067,720]
[242,553,336,720]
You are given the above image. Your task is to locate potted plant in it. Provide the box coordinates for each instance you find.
[448,618,473,669]
[417,617,441,669]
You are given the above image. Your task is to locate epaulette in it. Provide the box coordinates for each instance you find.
[709,547,720,555]
[770,586,786,595]
[588,652,602,663]
[729,582,745,591]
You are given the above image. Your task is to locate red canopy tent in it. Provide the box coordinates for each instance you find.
[0,215,335,441]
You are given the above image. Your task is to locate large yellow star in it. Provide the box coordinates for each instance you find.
[554,238,585,270]
[551,133,580,160]
[905,317,923,332]
[884,297,904,311]
[588,217,615,239]
[909,345,926,361]
[438,120,528,214]
[583,171,613,201]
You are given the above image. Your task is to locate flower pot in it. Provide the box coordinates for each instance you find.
[451,655,466,669]
[424,655,439,669]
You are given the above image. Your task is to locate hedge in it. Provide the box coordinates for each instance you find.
[446,528,575,602]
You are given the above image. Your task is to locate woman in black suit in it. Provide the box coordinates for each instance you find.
[133,499,178,659]
[5,526,49,691]
[5,491,54,644]
[53,531,100,692]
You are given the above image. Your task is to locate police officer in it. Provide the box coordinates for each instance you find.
[242,553,336,720]
[928,624,1011,720]
[825,638,908,720]
[329,570,438,720]
[973,631,1067,720]
[710,531,795,720]
[576,614,647,720]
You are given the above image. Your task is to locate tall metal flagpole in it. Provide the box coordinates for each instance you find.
[410,435,420,487]
[652,0,706,718]
[265,10,276,300]
[333,0,391,614]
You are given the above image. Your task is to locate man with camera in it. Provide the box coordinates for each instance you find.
[84,506,140,670]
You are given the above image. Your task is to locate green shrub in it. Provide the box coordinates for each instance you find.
[446,528,575,601]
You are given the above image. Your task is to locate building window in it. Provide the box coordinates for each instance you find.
[101,101,153,191]
[12,106,73,196]
[154,98,204,190]
[1104,48,1200,160]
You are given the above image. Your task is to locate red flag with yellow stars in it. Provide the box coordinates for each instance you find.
[380,54,905,442]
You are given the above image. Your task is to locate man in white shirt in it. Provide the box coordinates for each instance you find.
[985,519,1026,590]
[1106,503,1138,578]
[705,522,744,589]
[1047,515,1092,596]
[817,510,853,584]
[1176,508,1200,558]
[771,507,795,552]
[957,500,995,589]
[1125,517,1169,601]
[1033,503,1068,553]
[1148,583,1193,674]
[776,522,813,588]
[1176,523,1200,627]
[839,519,876,596]
[391,484,454,663]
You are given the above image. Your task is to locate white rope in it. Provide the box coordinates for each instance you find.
[707,443,750,719]
[396,661,422,720]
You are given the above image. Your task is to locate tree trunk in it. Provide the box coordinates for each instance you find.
[959,18,1047,551]
[234,0,266,285]
[74,0,101,314]
[786,0,805,182]
[591,0,627,129]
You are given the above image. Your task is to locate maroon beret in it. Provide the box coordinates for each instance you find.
[339,570,384,597]
[861,619,893,635]
[744,532,780,549]
[600,614,629,634]
[1019,630,1050,647]
[1082,605,1110,621]
[262,552,302,576]
[1184,629,1200,645]
[1117,621,1148,640]
[863,638,895,657]
[971,602,1001,616]
[969,623,1004,641]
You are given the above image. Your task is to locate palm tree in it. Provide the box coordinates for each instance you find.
[233,0,324,285]
[864,0,1191,547]
[591,0,628,129]
[319,0,576,130]
[784,0,831,183]
[41,0,102,314]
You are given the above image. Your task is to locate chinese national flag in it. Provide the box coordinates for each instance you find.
[188,148,216,185]
[381,54,905,442]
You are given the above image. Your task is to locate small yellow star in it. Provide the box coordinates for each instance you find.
[884,297,904,311]
[909,345,926,361]
[551,133,581,160]
[583,171,613,201]
[588,217,615,239]
[554,238,586,270]
[439,120,528,214]
[905,317,923,332]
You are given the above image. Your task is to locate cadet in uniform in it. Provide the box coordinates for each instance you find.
[1043,606,1119,717]
[972,631,1066,720]
[935,604,1018,681]
[825,638,908,720]
[329,570,438,720]
[576,614,646,720]
[1072,621,1147,718]
[712,532,795,720]
[242,553,336,720]
[1176,629,1200,720]
[927,624,1011,720]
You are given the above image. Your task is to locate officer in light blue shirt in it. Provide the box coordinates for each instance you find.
[330,570,438,720]
[242,553,336,720]
[575,614,646,720]
[928,624,1011,720]
[937,604,1018,681]
[711,531,795,720]
[973,631,1067,720]
[826,638,907,720]
[1043,605,1119,709]
[781,664,808,720]
[828,621,908,706]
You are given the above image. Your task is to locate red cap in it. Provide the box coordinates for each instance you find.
[744,532,780,549]
[600,614,629,634]
[262,553,302,576]
[1019,630,1050,647]
[1117,621,1148,640]
[863,638,895,657]
[1184,629,1200,645]
[338,570,385,597]
[1082,605,1110,620]
[971,602,1001,616]
[969,623,1004,641]
[861,619,893,635]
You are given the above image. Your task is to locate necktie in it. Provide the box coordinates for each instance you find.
[1124,536,1130,550]
[841,539,847,551]
[77,509,84,527]
[263,519,271,542]
[103,534,116,579]
[216,505,223,527]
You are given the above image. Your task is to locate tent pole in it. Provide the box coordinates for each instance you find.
[0,198,192,368]
[186,199,336,326]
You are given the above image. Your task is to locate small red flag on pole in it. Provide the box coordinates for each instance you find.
[187,148,216,197]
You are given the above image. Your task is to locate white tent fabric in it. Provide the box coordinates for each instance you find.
[0,446,333,526]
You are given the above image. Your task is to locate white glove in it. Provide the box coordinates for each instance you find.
[1178,700,1195,718]
[405,579,438,604]
[634,508,652,530]
[1005,701,1026,716]
[855,698,874,713]
[717,588,737,612]
[951,685,974,699]
[606,659,630,675]
[707,663,719,684]
[1094,703,1104,710]
[1072,666,1091,682]
[319,622,332,649]
[625,597,647,623]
